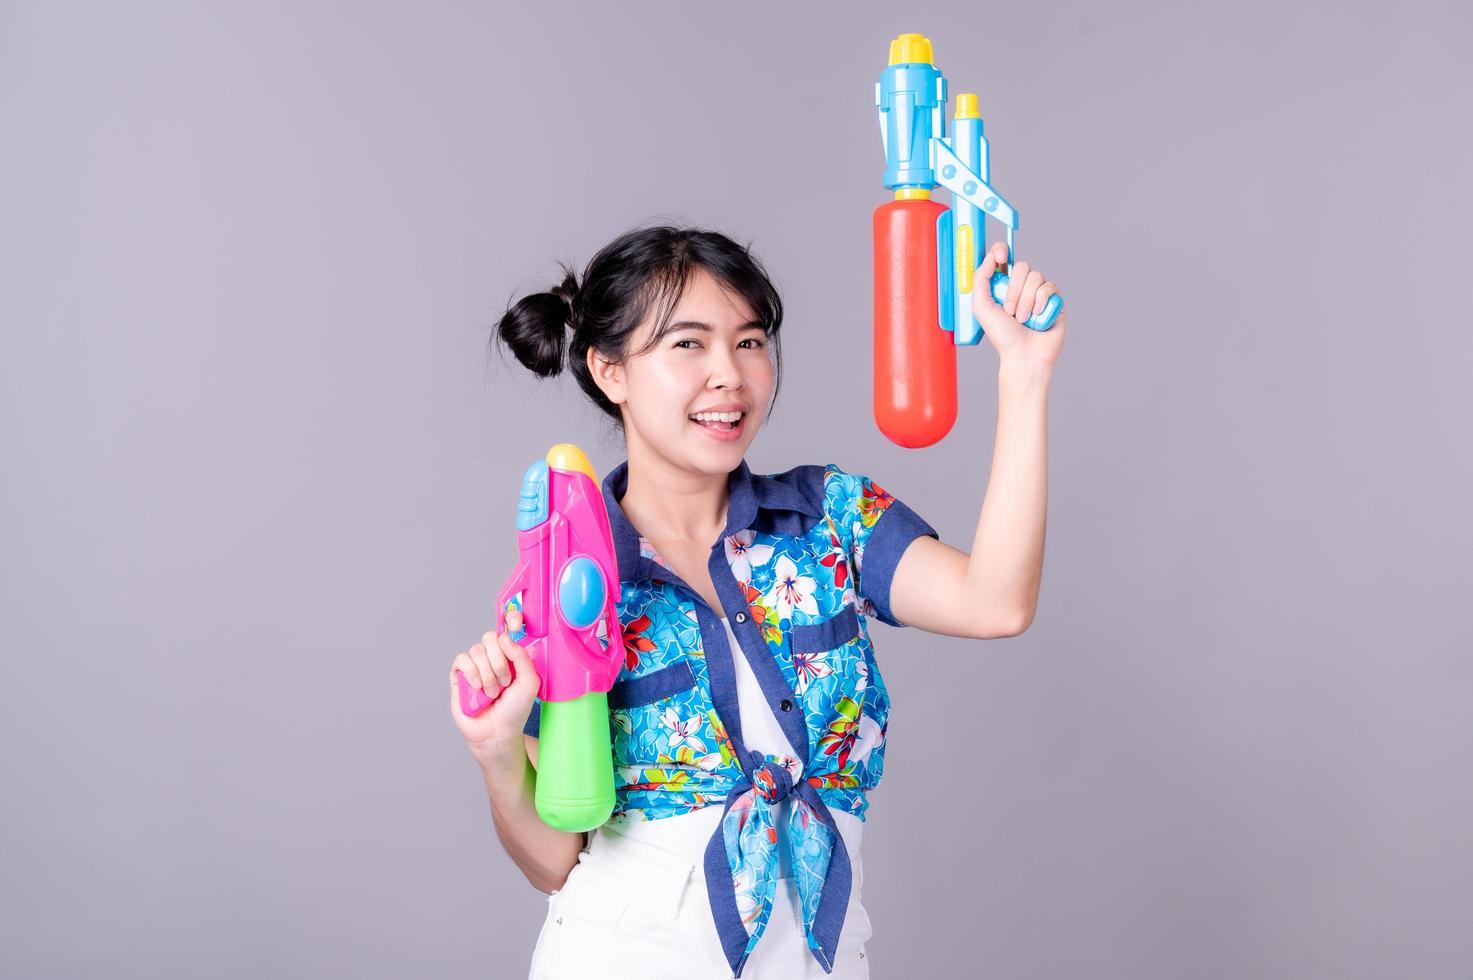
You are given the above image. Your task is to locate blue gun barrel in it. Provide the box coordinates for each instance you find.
[877,33,1062,342]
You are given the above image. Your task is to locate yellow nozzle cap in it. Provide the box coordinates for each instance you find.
[955,93,979,119]
[888,33,934,66]
[546,443,597,481]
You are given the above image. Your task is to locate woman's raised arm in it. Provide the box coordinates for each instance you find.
[888,245,1065,640]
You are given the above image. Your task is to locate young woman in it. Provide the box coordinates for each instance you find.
[449,225,1064,978]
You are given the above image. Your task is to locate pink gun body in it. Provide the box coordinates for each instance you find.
[457,447,622,718]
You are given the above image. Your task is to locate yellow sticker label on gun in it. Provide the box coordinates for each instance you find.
[956,223,975,292]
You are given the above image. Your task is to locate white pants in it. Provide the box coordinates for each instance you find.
[528,825,872,979]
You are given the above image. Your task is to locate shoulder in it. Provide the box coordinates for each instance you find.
[814,462,939,557]
[758,461,871,500]
[814,463,890,527]
[753,462,829,515]
[756,462,897,545]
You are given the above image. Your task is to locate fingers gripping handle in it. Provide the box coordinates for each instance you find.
[455,601,527,718]
[989,269,1063,331]
[455,671,494,718]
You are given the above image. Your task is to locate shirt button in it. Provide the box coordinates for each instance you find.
[735,612,746,623]
[779,698,793,712]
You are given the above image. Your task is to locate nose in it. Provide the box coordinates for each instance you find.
[708,344,745,391]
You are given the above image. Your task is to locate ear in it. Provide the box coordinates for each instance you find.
[586,346,627,406]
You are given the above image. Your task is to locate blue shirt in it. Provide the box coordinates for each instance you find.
[523,457,938,976]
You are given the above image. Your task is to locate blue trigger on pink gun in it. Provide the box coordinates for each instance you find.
[504,594,527,644]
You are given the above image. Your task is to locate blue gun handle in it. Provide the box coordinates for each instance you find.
[989,271,1062,331]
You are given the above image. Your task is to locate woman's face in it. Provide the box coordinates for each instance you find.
[596,266,775,477]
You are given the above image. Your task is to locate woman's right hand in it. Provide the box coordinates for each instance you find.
[449,610,540,769]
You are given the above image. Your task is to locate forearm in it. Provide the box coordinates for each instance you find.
[966,361,1051,627]
[480,748,586,894]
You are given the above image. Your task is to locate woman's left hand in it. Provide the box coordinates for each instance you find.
[971,241,1067,375]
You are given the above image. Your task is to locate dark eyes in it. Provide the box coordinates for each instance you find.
[673,338,765,350]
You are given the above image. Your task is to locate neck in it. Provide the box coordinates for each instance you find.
[618,437,733,545]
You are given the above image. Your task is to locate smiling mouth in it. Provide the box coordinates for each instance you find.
[688,412,744,432]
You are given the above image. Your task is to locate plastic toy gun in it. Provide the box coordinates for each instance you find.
[454,443,621,832]
[873,32,1064,448]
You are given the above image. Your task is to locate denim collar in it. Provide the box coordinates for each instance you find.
[601,458,823,584]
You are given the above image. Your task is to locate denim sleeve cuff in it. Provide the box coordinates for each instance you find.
[523,700,541,738]
[861,496,939,628]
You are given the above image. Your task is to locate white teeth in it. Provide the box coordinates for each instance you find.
[689,411,743,423]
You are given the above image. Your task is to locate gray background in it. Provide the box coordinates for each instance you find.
[3,1,1469,977]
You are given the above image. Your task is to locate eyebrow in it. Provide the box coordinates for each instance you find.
[668,320,766,333]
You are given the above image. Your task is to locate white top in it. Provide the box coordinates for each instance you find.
[603,614,864,888]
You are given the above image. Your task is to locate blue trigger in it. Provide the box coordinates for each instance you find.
[505,593,527,643]
[558,556,605,629]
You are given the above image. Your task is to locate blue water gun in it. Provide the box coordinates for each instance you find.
[873,33,1064,447]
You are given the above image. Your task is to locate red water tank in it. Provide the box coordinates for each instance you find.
[873,197,956,448]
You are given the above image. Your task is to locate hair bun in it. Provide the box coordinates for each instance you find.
[495,269,579,378]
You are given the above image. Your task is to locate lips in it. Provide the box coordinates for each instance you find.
[689,414,744,441]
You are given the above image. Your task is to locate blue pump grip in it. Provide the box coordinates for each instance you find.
[989,271,1063,331]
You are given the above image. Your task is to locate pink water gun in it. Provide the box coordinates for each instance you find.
[455,443,622,831]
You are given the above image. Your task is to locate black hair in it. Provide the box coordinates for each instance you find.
[492,223,785,428]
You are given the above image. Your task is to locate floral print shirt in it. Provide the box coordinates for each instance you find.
[523,457,938,976]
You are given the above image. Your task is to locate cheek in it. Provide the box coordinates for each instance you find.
[750,364,776,405]
[625,370,697,423]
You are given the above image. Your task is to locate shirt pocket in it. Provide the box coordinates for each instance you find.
[789,604,861,654]
[608,658,710,764]
[789,605,891,759]
[788,604,867,711]
[609,658,698,708]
